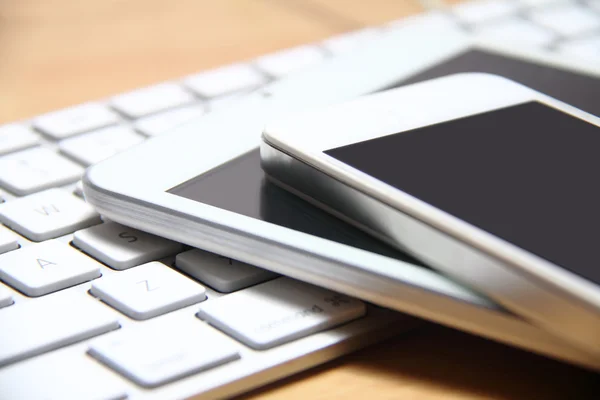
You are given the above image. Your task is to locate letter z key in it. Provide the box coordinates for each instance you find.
[90,262,206,320]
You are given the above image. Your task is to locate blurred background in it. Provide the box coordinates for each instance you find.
[0,0,425,123]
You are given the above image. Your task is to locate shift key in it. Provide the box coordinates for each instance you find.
[0,295,119,367]
[196,277,366,350]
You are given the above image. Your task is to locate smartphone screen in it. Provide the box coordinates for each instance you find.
[326,101,600,286]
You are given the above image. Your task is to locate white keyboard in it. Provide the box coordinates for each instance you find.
[1,1,599,399]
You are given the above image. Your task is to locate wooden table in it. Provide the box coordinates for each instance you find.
[1,1,598,398]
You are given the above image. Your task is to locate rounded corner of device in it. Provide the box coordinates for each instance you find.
[261,118,290,149]
[82,163,100,189]
[81,165,106,201]
[259,130,274,147]
[258,138,282,173]
[259,134,274,153]
[81,159,121,202]
[260,128,297,165]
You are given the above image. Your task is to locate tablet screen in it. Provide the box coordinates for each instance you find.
[169,48,600,268]
[170,148,415,262]
[396,49,600,117]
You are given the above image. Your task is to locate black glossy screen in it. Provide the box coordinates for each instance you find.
[397,49,600,117]
[327,102,600,285]
[169,149,418,263]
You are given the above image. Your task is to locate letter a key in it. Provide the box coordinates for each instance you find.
[0,240,101,296]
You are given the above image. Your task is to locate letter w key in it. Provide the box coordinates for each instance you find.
[35,204,60,216]
[0,189,101,242]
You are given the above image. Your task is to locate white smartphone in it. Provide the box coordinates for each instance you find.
[261,72,600,357]
[84,25,600,370]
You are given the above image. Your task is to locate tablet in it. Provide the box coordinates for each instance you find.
[84,24,600,369]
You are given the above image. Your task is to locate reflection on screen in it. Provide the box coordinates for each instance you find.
[169,149,420,263]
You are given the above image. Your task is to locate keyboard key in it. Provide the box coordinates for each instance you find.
[475,18,556,46]
[254,45,327,78]
[322,28,380,55]
[0,124,39,156]
[59,125,145,166]
[559,35,600,60]
[73,222,183,270]
[90,261,206,320]
[134,104,205,137]
[33,103,120,140]
[110,83,196,118]
[0,294,119,366]
[176,249,277,293]
[0,285,13,308]
[452,0,521,25]
[89,318,239,387]
[197,277,366,350]
[0,147,84,196]
[185,63,267,99]
[0,225,19,255]
[0,189,100,242]
[0,240,101,297]
[0,351,128,400]
[529,5,600,37]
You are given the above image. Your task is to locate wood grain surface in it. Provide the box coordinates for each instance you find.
[0,0,598,398]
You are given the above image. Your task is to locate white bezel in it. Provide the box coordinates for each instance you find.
[84,28,600,369]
